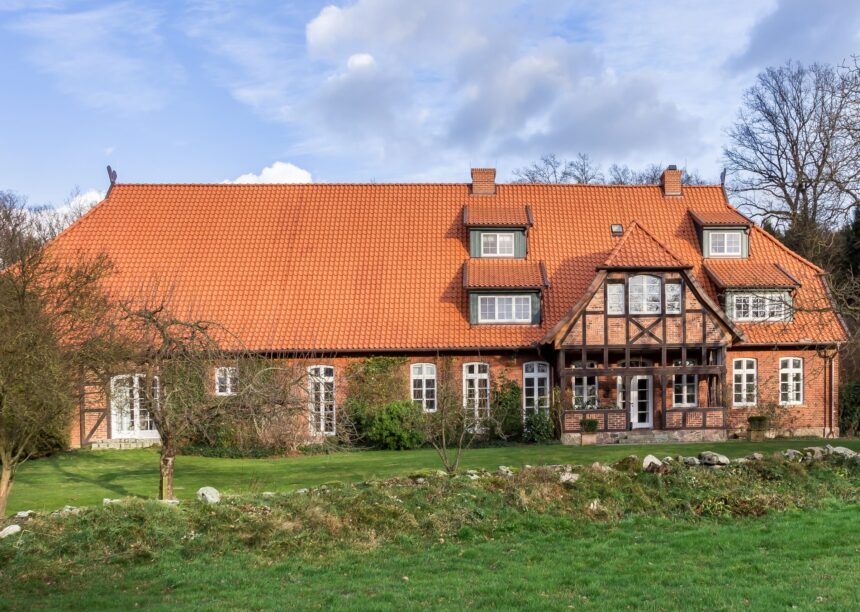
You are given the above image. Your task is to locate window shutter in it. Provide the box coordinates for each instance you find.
[470,231,480,257]
[469,293,479,324]
[531,293,541,324]
[515,231,527,258]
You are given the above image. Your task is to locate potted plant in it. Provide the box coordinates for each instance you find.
[747,415,769,442]
[580,418,599,446]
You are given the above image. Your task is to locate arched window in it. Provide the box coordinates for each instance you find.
[523,361,550,417]
[571,361,598,408]
[629,275,661,315]
[411,363,437,412]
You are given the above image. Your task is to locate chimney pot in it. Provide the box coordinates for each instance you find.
[660,165,682,197]
[470,168,496,195]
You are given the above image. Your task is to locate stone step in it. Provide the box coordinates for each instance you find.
[89,438,161,450]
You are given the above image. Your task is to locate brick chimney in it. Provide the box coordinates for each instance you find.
[660,165,682,197]
[470,168,496,195]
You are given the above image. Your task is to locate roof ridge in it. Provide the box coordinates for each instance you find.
[107,182,725,189]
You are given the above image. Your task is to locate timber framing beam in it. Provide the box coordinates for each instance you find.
[561,365,725,377]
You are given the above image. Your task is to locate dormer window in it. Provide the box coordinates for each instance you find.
[709,231,743,257]
[729,291,791,322]
[480,232,515,257]
[629,274,662,315]
[478,294,532,323]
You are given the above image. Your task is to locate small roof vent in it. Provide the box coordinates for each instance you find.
[610,223,624,237]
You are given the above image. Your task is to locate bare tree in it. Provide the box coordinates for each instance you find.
[724,61,860,262]
[0,192,116,515]
[607,163,708,185]
[513,153,604,184]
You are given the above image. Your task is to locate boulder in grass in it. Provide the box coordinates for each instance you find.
[683,456,700,467]
[803,447,825,460]
[699,451,730,467]
[103,498,123,506]
[497,466,514,477]
[14,510,34,520]
[826,445,857,459]
[612,455,641,472]
[643,455,665,473]
[0,525,21,539]
[782,449,803,461]
[590,462,613,473]
[559,472,580,486]
[196,486,221,504]
[746,452,764,461]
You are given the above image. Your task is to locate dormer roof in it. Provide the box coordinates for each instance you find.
[689,209,751,227]
[464,203,531,228]
[598,221,690,270]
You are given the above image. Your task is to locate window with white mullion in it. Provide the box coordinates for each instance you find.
[710,231,742,256]
[606,283,625,314]
[779,358,803,405]
[732,358,757,407]
[215,366,239,396]
[629,275,661,315]
[731,292,790,322]
[463,363,490,422]
[480,232,515,257]
[572,361,598,408]
[411,363,437,412]
[523,362,550,418]
[672,359,697,407]
[477,295,531,323]
[308,365,336,435]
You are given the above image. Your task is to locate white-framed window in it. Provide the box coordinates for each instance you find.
[731,292,789,322]
[463,362,490,422]
[308,365,336,435]
[780,357,803,405]
[478,295,532,323]
[672,360,697,407]
[710,231,742,256]
[411,363,437,412]
[572,361,598,408]
[665,282,682,314]
[629,275,661,315]
[215,366,238,396]
[480,232,515,257]
[733,358,757,407]
[606,283,624,315]
[523,361,550,418]
[110,374,160,439]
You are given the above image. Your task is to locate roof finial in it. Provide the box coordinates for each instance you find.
[106,165,118,185]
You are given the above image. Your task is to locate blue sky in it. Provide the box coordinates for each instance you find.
[1,0,858,208]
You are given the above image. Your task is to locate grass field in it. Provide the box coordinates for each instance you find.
[8,438,860,514]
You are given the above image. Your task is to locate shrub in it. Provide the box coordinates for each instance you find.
[365,400,425,450]
[580,418,599,433]
[523,411,554,443]
[342,357,409,443]
[840,381,860,437]
[747,415,769,431]
[490,376,523,440]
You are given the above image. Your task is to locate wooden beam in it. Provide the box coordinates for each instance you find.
[562,365,725,377]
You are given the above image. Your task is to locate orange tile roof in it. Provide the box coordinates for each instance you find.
[704,260,799,289]
[600,221,690,269]
[464,203,530,227]
[464,260,546,289]
[689,209,750,226]
[47,181,846,350]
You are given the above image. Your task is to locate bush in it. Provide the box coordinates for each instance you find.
[490,377,523,440]
[580,418,599,433]
[365,400,425,450]
[523,411,554,443]
[840,381,860,437]
[747,415,769,431]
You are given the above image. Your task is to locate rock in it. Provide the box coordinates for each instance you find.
[466,474,480,481]
[196,487,221,504]
[662,456,674,463]
[643,455,665,473]
[803,447,825,460]
[746,453,764,461]
[524,464,534,470]
[782,449,803,461]
[54,505,80,516]
[262,492,276,498]
[466,470,478,476]
[826,445,857,459]
[295,488,309,494]
[612,455,641,472]
[683,456,700,467]
[587,499,602,512]
[590,462,613,473]
[559,472,580,486]
[415,477,427,485]
[735,457,749,465]
[102,498,123,506]
[435,470,450,478]
[699,451,730,467]
[0,525,22,539]
[159,499,181,506]
[14,510,34,519]
[497,465,514,477]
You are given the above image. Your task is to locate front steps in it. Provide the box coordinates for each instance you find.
[89,438,161,450]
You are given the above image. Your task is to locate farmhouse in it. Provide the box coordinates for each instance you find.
[50,166,847,447]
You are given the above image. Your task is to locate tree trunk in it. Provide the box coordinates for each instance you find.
[159,447,176,501]
[0,463,13,517]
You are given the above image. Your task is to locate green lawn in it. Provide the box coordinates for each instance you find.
[8,438,860,514]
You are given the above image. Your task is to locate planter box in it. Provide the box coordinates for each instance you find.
[581,432,598,446]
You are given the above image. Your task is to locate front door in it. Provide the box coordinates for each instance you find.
[629,375,653,429]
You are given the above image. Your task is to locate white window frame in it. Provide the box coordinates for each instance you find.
[214,366,238,396]
[731,292,790,322]
[523,361,550,418]
[308,365,336,436]
[672,360,697,408]
[709,231,742,257]
[480,232,515,257]
[733,358,757,407]
[477,294,532,323]
[572,361,598,408]
[110,374,160,440]
[779,357,803,406]
[606,283,624,315]
[628,274,662,315]
[463,362,490,422]
[665,282,682,314]
[411,363,437,412]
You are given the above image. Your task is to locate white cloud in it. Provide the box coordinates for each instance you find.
[347,53,375,70]
[228,162,312,184]
[12,3,182,113]
[69,188,105,209]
